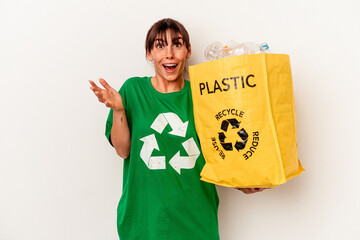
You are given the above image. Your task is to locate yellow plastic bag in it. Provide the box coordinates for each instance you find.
[189,53,304,188]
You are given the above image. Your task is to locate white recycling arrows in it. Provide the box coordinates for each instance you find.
[139,134,166,170]
[151,112,189,137]
[169,137,200,174]
[139,112,199,174]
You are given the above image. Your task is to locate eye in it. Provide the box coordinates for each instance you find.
[174,43,182,48]
[155,43,164,49]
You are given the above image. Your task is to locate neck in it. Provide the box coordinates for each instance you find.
[151,76,185,93]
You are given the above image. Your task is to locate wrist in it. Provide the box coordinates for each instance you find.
[113,108,125,114]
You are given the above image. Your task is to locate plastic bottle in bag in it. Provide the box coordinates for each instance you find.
[204,41,225,61]
[205,41,270,61]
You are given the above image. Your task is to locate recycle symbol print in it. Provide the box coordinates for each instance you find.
[218,118,249,151]
[139,112,200,174]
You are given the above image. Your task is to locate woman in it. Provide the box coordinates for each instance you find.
[90,18,264,240]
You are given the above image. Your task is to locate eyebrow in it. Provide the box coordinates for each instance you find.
[154,37,183,44]
[172,37,183,42]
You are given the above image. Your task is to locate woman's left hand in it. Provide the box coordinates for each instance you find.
[237,188,267,194]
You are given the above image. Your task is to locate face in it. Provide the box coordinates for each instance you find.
[146,30,191,83]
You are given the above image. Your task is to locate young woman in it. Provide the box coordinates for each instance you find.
[90,18,264,240]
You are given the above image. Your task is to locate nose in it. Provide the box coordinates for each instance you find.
[165,45,174,59]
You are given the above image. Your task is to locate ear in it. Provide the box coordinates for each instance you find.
[146,51,153,61]
[186,44,192,59]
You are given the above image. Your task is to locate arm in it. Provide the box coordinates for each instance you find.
[110,109,131,158]
[90,78,131,159]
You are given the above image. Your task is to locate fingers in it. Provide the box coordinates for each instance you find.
[94,91,105,103]
[255,188,265,193]
[243,188,255,194]
[99,78,114,92]
[89,80,97,87]
[89,81,105,102]
[89,80,102,93]
[89,78,112,92]
[104,101,113,108]
[89,78,118,109]
[237,187,267,194]
[89,79,109,100]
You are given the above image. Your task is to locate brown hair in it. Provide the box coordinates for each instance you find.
[145,18,190,54]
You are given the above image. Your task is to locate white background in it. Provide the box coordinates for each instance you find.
[1,0,359,239]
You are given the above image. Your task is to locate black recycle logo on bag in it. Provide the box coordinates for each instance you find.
[218,118,249,151]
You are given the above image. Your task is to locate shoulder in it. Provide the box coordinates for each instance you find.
[119,76,149,93]
[122,76,149,87]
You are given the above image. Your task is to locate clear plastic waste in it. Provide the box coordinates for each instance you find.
[204,41,224,61]
[204,41,270,61]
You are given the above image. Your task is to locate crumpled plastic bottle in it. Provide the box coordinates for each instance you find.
[204,41,224,61]
[204,41,270,61]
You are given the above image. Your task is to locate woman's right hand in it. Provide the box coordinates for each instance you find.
[89,78,124,111]
[90,78,130,158]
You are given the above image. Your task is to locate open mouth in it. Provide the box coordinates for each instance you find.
[163,64,178,72]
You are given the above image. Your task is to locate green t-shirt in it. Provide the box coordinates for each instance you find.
[105,77,220,240]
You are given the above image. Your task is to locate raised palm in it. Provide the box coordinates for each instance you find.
[89,78,124,111]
